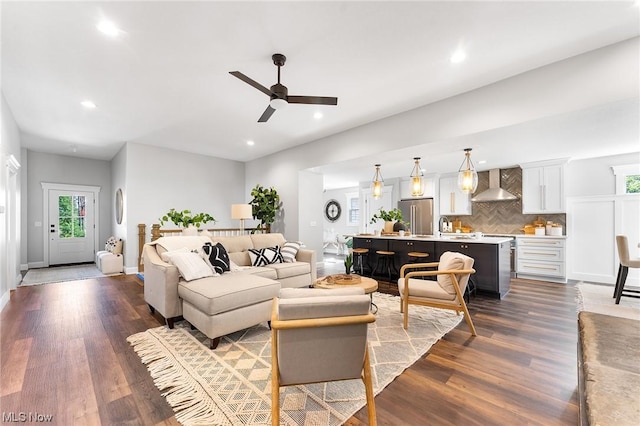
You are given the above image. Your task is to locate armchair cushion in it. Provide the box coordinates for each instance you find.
[437,251,467,295]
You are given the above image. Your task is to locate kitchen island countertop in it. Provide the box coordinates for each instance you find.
[354,234,513,245]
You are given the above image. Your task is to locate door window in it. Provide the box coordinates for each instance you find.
[58,195,86,238]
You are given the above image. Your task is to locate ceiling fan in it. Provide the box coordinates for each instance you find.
[230,53,338,122]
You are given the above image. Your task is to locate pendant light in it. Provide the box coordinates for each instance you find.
[410,157,424,197]
[457,148,478,193]
[372,164,384,199]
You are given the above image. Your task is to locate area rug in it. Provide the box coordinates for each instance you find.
[20,264,106,286]
[128,292,462,425]
[576,282,640,320]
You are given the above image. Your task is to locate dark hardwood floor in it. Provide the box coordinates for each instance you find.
[1,261,579,425]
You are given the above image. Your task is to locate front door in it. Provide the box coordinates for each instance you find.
[48,189,95,265]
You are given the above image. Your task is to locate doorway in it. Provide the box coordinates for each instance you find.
[42,183,100,266]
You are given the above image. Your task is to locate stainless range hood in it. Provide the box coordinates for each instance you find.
[471,169,518,202]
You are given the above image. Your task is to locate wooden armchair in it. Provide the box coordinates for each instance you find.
[398,251,477,335]
[270,288,377,425]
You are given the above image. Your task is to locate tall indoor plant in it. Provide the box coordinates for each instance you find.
[249,185,281,233]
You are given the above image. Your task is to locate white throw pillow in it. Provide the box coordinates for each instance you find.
[160,247,189,263]
[281,241,302,263]
[163,250,214,281]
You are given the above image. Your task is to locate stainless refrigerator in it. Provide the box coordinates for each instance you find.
[398,198,434,236]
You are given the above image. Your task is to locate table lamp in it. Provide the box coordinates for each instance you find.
[231,204,253,233]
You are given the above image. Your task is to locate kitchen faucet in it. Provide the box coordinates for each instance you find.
[439,216,450,233]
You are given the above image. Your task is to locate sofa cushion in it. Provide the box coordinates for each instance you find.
[202,242,231,274]
[214,235,254,255]
[266,261,311,279]
[281,241,302,263]
[178,275,281,316]
[250,233,286,249]
[163,250,214,281]
[248,246,284,266]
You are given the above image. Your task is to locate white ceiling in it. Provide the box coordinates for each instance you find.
[2,1,639,187]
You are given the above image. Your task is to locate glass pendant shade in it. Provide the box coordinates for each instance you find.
[457,148,478,193]
[372,164,384,199]
[410,157,424,197]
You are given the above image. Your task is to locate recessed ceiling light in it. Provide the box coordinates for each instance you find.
[81,100,96,109]
[97,20,121,37]
[246,140,255,146]
[478,160,487,165]
[450,49,466,64]
[313,112,323,120]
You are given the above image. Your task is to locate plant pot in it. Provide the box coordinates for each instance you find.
[181,224,198,236]
[384,221,395,233]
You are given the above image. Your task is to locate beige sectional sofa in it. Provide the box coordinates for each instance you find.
[143,233,316,348]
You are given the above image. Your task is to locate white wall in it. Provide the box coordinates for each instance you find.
[246,38,639,244]
[125,142,246,271]
[24,150,112,267]
[111,145,127,260]
[565,152,640,197]
[298,170,324,259]
[1,93,23,310]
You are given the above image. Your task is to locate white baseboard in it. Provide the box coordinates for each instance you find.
[28,261,45,269]
[124,266,139,275]
[20,263,29,271]
[15,273,22,287]
[0,290,9,312]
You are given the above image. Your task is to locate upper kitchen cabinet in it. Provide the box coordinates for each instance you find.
[520,159,568,214]
[439,174,472,216]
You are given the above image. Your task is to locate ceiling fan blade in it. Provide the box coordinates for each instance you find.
[229,71,272,96]
[287,95,338,106]
[258,105,276,122]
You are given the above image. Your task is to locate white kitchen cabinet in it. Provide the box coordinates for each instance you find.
[520,160,567,214]
[439,175,471,216]
[516,236,567,283]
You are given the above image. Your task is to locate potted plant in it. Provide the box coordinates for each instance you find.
[159,208,216,230]
[249,185,281,233]
[344,253,353,275]
[370,207,409,233]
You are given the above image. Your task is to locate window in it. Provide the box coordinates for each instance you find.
[58,195,87,238]
[345,192,359,226]
[612,164,640,195]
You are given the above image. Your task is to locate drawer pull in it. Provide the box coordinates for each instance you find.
[522,251,556,256]
[522,264,558,271]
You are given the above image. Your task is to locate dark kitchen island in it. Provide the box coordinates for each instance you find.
[353,234,512,299]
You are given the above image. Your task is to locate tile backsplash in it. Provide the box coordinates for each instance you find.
[446,167,566,235]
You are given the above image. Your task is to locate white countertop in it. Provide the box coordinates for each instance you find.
[354,234,513,245]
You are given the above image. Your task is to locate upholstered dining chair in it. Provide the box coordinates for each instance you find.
[614,235,640,304]
[270,288,377,426]
[398,251,477,335]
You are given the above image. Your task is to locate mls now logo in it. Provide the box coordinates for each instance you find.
[2,412,54,422]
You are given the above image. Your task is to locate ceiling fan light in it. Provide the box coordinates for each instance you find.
[410,157,424,197]
[270,97,288,110]
[457,148,478,193]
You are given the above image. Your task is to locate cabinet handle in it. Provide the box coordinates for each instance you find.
[522,251,556,256]
[450,192,455,213]
[522,264,557,271]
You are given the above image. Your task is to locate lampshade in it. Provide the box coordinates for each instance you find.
[410,157,424,197]
[231,204,253,220]
[457,148,478,193]
[270,97,288,110]
[372,164,384,199]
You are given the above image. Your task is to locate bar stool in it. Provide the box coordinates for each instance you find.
[352,248,369,275]
[614,235,640,304]
[373,250,397,282]
[407,251,430,280]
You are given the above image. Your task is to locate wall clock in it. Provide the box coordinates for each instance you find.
[324,199,341,222]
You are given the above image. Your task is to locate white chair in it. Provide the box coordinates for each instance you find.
[398,251,477,335]
[270,288,377,426]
